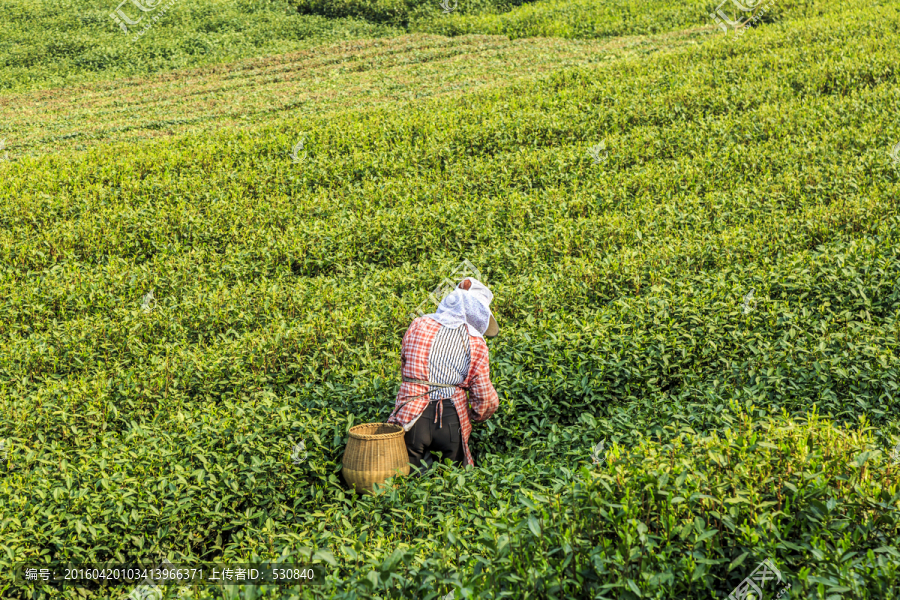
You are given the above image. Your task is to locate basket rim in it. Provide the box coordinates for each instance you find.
[348,422,405,440]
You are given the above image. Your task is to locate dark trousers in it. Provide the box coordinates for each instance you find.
[405,399,465,473]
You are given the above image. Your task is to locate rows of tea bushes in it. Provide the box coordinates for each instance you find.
[5,403,898,598]
[3,0,898,406]
[333,407,899,599]
[4,34,635,157]
[2,0,900,598]
[5,227,897,452]
[0,0,837,96]
[0,0,402,93]
[0,0,721,95]
[5,2,898,274]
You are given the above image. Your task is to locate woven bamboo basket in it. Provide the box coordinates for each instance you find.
[342,423,410,495]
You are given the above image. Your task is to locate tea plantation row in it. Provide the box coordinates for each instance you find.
[2,0,722,94]
[1,0,899,598]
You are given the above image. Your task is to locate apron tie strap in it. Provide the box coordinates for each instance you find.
[385,376,468,425]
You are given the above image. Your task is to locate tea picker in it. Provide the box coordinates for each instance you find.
[342,278,500,494]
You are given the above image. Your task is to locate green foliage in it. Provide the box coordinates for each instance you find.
[0,0,836,95]
[290,0,520,29]
[0,0,402,93]
[362,408,900,599]
[1,0,900,598]
[410,0,718,39]
[289,0,826,39]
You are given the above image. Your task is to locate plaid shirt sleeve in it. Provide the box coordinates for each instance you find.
[388,318,438,428]
[464,336,498,423]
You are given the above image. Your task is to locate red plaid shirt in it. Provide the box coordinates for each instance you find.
[387,317,499,467]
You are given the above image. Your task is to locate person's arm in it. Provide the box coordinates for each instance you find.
[466,337,499,423]
[388,322,416,426]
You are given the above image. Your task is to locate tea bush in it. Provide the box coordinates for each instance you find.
[408,0,718,38]
[0,0,403,93]
[1,0,900,598]
[351,408,900,599]
[289,0,527,29]
[0,0,831,94]
[290,0,824,40]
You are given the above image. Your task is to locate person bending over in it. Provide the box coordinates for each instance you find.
[387,277,499,471]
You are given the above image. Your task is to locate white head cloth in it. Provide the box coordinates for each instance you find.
[423,277,494,338]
